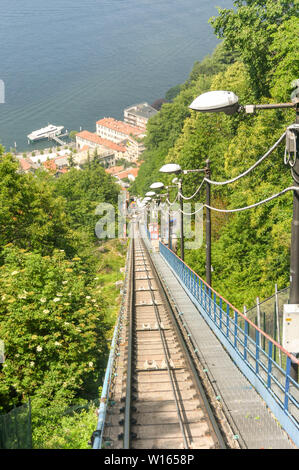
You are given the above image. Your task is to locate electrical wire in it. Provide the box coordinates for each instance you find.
[173,205,205,216]
[204,131,286,186]
[174,186,298,215]
[166,193,179,206]
[174,131,286,204]
[178,177,205,200]
[205,186,298,213]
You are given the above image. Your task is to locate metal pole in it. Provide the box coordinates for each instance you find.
[205,159,212,286]
[275,284,282,367]
[256,297,261,331]
[167,189,171,250]
[179,179,184,261]
[289,105,299,381]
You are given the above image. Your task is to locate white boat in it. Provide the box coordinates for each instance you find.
[27,124,64,142]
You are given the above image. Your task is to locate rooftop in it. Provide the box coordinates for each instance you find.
[116,167,139,180]
[76,130,127,152]
[105,165,125,175]
[43,159,57,172]
[124,102,158,119]
[19,158,38,172]
[96,118,145,137]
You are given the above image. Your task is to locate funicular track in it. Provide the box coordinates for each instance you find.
[102,225,227,449]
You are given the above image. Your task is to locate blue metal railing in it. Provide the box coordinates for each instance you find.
[92,241,131,449]
[92,316,120,449]
[159,241,299,447]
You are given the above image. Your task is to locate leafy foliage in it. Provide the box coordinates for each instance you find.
[0,150,125,447]
[0,247,109,412]
[210,0,298,98]
[0,156,70,256]
[133,0,298,311]
[54,164,119,236]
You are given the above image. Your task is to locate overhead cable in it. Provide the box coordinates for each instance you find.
[173,186,298,215]
[204,131,286,186]
[178,178,205,200]
[204,186,298,213]
[166,193,179,206]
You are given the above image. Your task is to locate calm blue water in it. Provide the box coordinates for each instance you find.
[0,0,233,151]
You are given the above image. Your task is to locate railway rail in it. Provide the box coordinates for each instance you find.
[100,224,229,449]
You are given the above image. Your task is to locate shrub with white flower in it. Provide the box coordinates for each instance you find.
[0,246,109,411]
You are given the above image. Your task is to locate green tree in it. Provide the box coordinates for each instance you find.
[210,0,297,98]
[54,165,119,236]
[0,246,109,412]
[69,130,78,141]
[268,16,299,101]
[0,156,70,256]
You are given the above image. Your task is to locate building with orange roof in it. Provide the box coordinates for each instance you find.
[96,118,146,144]
[18,158,39,174]
[105,165,124,175]
[76,130,126,166]
[116,167,139,182]
[43,159,57,172]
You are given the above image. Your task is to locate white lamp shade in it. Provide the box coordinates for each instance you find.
[159,163,182,174]
[189,90,239,115]
[150,182,165,189]
[145,191,156,196]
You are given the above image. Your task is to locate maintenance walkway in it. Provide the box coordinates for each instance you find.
[141,227,298,449]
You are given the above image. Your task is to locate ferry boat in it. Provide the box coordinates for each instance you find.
[27,124,64,142]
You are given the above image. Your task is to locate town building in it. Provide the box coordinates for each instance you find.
[96,118,145,144]
[76,130,127,166]
[105,165,140,184]
[124,102,157,129]
[18,158,39,174]
[122,136,145,162]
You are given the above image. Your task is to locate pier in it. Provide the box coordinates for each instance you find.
[49,132,69,145]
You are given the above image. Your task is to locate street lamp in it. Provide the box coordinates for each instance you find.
[159,164,206,262]
[159,166,185,260]
[189,90,296,115]
[159,163,182,174]
[150,182,165,190]
[190,86,299,378]
[189,90,240,115]
[142,197,152,227]
[150,182,178,250]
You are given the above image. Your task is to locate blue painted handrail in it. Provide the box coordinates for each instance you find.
[92,243,131,449]
[92,316,120,449]
[159,241,299,447]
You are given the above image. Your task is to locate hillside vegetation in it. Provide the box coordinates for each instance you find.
[132,0,299,309]
[0,152,126,447]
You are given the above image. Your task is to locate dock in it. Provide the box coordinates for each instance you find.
[27,125,68,145]
[50,133,69,145]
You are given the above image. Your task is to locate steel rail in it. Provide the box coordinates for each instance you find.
[123,235,135,449]
[141,231,227,449]
[137,240,190,449]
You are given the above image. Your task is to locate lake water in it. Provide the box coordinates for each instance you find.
[0,0,233,151]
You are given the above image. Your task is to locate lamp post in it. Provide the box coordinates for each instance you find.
[165,184,179,251]
[159,163,208,269]
[190,86,299,379]
[177,177,184,261]
[143,197,152,229]
[205,159,212,286]
[149,181,175,248]
[159,165,185,259]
